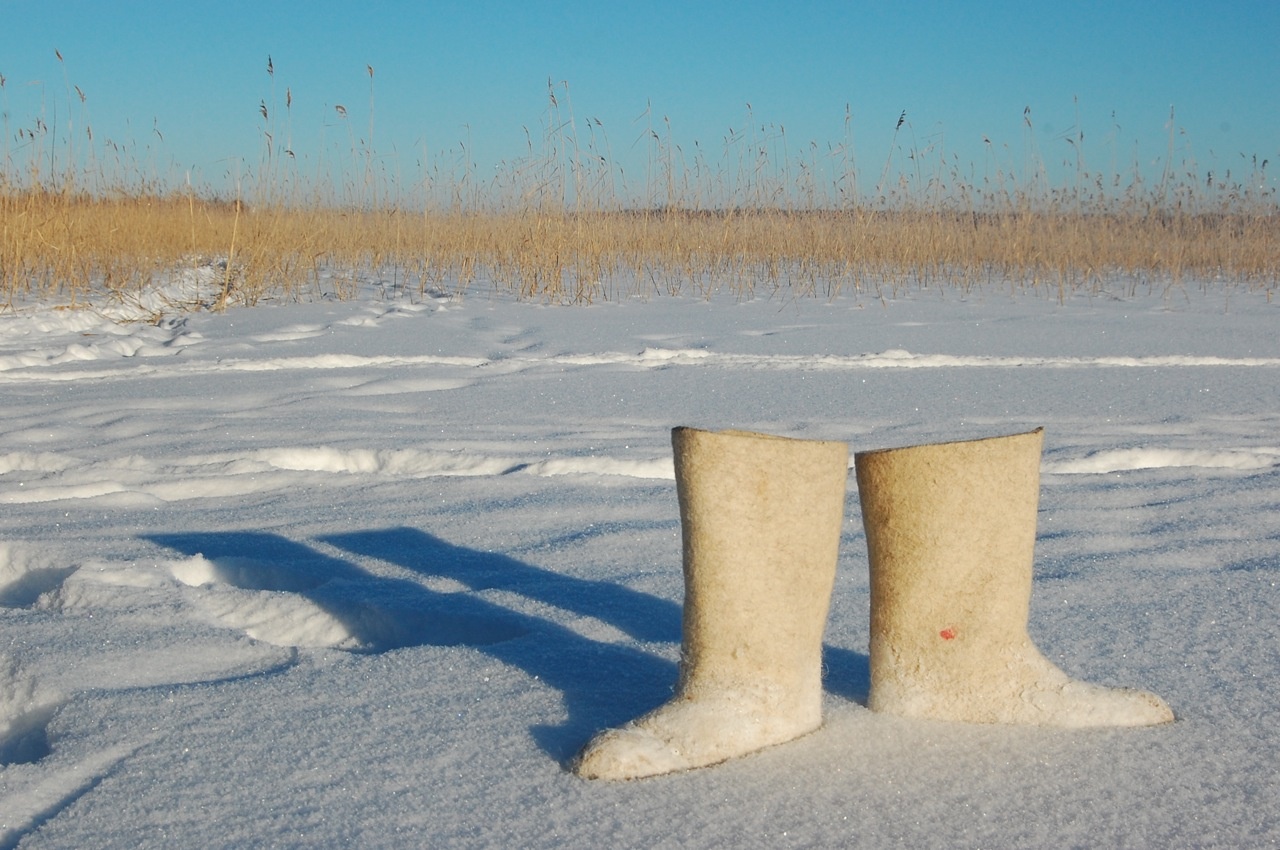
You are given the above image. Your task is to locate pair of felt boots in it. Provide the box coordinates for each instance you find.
[574,427,1173,781]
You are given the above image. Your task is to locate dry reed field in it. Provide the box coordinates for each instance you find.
[2,75,1277,311]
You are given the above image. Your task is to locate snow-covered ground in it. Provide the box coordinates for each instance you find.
[1,276,1278,847]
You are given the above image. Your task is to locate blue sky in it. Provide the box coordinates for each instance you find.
[3,1,1276,205]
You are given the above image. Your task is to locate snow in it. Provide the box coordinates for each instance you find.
[1,276,1278,847]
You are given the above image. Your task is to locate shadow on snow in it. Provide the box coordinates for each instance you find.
[144,526,869,763]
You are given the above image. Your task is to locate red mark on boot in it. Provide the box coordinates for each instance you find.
[939,628,957,640]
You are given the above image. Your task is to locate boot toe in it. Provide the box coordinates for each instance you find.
[572,724,687,781]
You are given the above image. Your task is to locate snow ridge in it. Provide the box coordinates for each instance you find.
[1,447,675,506]
[9,439,1274,509]
[1044,446,1280,474]
[7,345,1280,383]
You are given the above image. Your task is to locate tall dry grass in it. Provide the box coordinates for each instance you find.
[5,193,1275,310]
[2,70,1276,312]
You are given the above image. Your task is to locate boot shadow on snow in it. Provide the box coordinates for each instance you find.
[145,527,869,764]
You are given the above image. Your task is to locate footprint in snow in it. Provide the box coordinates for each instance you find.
[154,531,530,652]
[0,654,59,766]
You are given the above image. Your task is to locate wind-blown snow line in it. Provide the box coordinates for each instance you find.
[628,348,1280,370]
[197,348,1280,372]
[3,346,1279,385]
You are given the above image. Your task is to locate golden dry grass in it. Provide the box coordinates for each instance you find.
[4,188,1276,311]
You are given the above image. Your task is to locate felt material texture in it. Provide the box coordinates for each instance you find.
[855,428,1174,727]
[573,427,849,780]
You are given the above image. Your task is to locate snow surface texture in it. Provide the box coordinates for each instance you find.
[1,280,1278,847]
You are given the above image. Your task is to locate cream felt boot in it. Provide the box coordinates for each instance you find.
[855,428,1173,727]
[573,427,849,780]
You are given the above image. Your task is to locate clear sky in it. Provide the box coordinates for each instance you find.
[2,0,1277,205]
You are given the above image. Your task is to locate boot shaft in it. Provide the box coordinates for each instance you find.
[856,428,1043,657]
[673,427,848,695]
